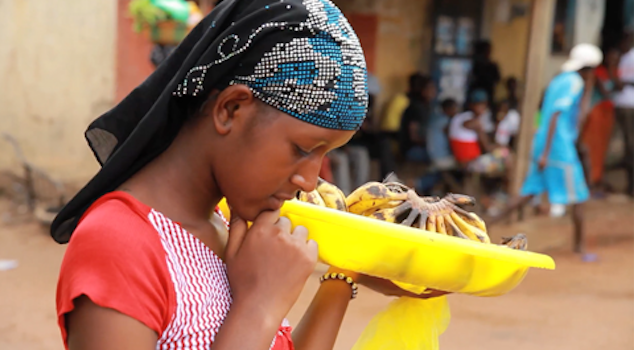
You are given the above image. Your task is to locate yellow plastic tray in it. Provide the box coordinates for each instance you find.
[217,199,555,297]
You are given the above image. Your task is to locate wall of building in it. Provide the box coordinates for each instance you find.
[481,0,532,100]
[482,0,606,100]
[543,0,605,86]
[336,0,433,106]
[492,1,531,91]
[0,0,117,182]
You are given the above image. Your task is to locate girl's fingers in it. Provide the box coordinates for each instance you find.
[251,210,281,233]
[276,216,292,234]
[226,209,248,259]
[291,225,308,241]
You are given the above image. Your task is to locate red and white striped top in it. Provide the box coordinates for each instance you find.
[57,191,293,349]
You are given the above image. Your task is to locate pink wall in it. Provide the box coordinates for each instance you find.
[116,0,155,103]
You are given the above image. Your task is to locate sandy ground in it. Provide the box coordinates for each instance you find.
[1,198,633,350]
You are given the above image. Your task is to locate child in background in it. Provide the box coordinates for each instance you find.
[494,99,521,150]
[414,99,459,193]
[505,77,520,110]
[428,99,458,170]
[399,74,437,162]
[449,89,511,176]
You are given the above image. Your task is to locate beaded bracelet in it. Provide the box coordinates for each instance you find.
[319,272,358,299]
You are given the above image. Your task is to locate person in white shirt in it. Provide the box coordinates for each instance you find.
[614,32,634,197]
[494,100,521,148]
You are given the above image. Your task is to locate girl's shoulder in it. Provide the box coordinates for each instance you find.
[77,191,152,228]
[66,191,166,262]
[58,191,175,346]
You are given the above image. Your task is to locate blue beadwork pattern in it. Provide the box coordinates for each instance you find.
[174,0,368,131]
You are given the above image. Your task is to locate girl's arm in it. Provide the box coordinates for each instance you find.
[67,296,158,350]
[228,276,447,350]
[292,269,449,350]
[292,268,358,350]
[67,290,285,350]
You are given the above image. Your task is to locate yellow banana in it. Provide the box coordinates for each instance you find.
[346,182,408,215]
[315,178,347,211]
[500,233,528,250]
[298,189,326,207]
[366,202,413,223]
[444,213,470,240]
[443,213,454,236]
[383,181,410,193]
[467,212,488,232]
[436,214,447,234]
[450,212,491,243]
[342,181,503,248]
[452,205,488,233]
[444,193,476,206]
[360,200,404,217]
[426,213,436,232]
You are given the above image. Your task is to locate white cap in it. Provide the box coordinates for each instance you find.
[561,43,603,72]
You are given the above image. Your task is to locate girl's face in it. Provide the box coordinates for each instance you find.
[208,86,355,221]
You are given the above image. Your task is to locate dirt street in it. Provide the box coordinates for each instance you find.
[1,198,633,350]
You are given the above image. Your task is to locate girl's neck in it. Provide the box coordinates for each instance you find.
[120,131,222,228]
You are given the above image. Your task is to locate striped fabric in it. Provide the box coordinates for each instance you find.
[146,208,288,349]
[150,209,233,349]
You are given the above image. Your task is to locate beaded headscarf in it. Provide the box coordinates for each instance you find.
[51,0,369,243]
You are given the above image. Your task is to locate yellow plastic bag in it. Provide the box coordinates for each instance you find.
[351,288,450,350]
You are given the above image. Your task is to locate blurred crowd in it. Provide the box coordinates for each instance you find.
[320,40,523,209]
[320,33,634,216]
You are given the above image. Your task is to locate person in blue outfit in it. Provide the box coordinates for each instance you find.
[490,44,603,255]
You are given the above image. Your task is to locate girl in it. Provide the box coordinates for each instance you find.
[52,1,445,350]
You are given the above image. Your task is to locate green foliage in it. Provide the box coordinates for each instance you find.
[128,0,169,32]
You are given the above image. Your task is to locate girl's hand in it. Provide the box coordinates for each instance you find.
[357,274,451,299]
[328,267,450,299]
[225,210,318,322]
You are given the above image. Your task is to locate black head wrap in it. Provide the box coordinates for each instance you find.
[51,0,368,243]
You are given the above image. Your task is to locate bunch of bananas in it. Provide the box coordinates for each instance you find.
[298,178,349,212]
[298,178,527,251]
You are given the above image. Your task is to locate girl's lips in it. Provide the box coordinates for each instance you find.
[274,193,296,201]
[269,196,285,210]
[270,194,295,210]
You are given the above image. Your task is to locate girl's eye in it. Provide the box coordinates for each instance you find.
[295,144,311,158]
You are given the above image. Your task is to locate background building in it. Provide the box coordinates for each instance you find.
[0,0,631,183]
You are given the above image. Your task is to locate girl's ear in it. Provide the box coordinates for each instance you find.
[211,85,256,136]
